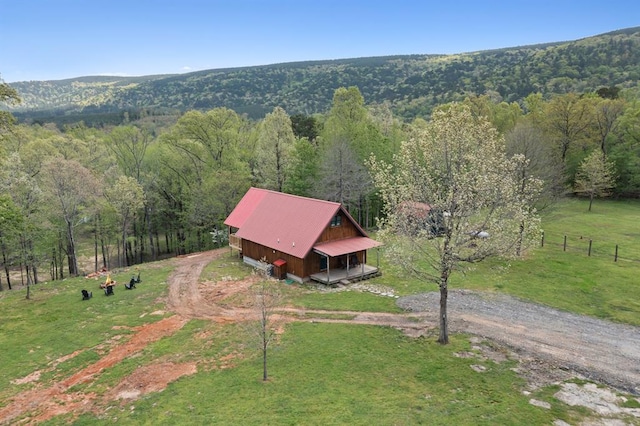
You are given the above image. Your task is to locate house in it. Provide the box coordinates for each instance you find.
[224,188,382,284]
[397,201,446,237]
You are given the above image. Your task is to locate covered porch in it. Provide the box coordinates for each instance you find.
[310,263,380,285]
[310,236,382,285]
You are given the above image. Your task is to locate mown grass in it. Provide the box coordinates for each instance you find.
[71,324,570,425]
[1,198,639,425]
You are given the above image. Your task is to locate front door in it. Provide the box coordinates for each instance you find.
[319,255,327,271]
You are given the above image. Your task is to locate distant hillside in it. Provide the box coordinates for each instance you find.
[8,27,640,123]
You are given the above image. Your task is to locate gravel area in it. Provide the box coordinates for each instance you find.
[398,290,640,395]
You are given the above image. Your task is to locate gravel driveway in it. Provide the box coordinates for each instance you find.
[397,290,640,395]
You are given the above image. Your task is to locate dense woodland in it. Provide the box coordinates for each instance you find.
[1,27,640,290]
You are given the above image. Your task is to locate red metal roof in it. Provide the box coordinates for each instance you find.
[231,188,342,258]
[313,237,382,257]
[225,188,380,259]
[224,187,269,228]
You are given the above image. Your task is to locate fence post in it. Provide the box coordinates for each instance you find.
[615,245,618,262]
[541,231,545,247]
[563,235,567,252]
[588,239,592,256]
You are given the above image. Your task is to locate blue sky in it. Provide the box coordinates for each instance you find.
[1,0,638,83]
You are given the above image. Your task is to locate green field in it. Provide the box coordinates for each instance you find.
[1,198,639,425]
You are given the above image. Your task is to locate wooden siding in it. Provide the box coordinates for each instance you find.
[241,240,305,278]
[316,211,361,243]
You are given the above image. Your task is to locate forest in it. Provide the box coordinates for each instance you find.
[1,28,640,291]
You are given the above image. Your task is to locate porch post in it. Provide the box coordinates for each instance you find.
[346,254,350,278]
[326,254,330,285]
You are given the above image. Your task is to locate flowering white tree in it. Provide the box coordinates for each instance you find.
[370,106,541,344]
[574,150,617,212]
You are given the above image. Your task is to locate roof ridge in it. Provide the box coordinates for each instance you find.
[250,187,341,206]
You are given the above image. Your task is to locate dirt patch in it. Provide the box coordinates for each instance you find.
[108,362,197,402]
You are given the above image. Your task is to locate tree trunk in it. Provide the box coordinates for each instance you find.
[263,342,268,381]
[516,219,525,257]
[66,220,78,276]
[100,238,107,269]
[147,205,156,261]
[58,237,65,280]
[588,193,594,212]
[94,217,98,273]
[2,247,12,290]
[122,223,127,267]
[438,281,449,344]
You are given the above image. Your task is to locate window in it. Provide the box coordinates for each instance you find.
[330,214,342,227]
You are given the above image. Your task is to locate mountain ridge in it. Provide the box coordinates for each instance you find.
[7,26,640,122]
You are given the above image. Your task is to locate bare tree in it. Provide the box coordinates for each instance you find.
[246,264,283,381]
[315,137,372,211]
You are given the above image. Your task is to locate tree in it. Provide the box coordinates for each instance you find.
[506,121,564,201]
[168,108,244,170]
[315,137,371,210]
[505,122,557,255]
[543,94,594,163]
[0,78,20,135]
[290,114,319,142]
[462,95,523,135]
[41,158,101,275]
[609,100,640,195]
[104,176,145,267]
[596,86,621,100]
[0,195,23,290]
[283,138,319,197]
[107,125,152,182]
[593,98,625,155]
[0,152,44,291]
[574,150,617,211]
[370,106,540,344]
[246,265,283,381]
[323,86,389,162]
[321,87,388,224]
[255,107,295,192]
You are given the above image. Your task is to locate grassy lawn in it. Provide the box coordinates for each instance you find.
[0,198,638,424]
[70,323,569,425]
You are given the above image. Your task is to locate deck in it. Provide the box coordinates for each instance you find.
[310,264,380,285]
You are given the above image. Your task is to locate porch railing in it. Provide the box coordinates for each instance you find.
[229,234,242,251]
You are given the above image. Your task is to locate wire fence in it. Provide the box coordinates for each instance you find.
[539,231,640,264]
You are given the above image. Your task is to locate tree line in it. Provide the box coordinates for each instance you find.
[1,79,639,294]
